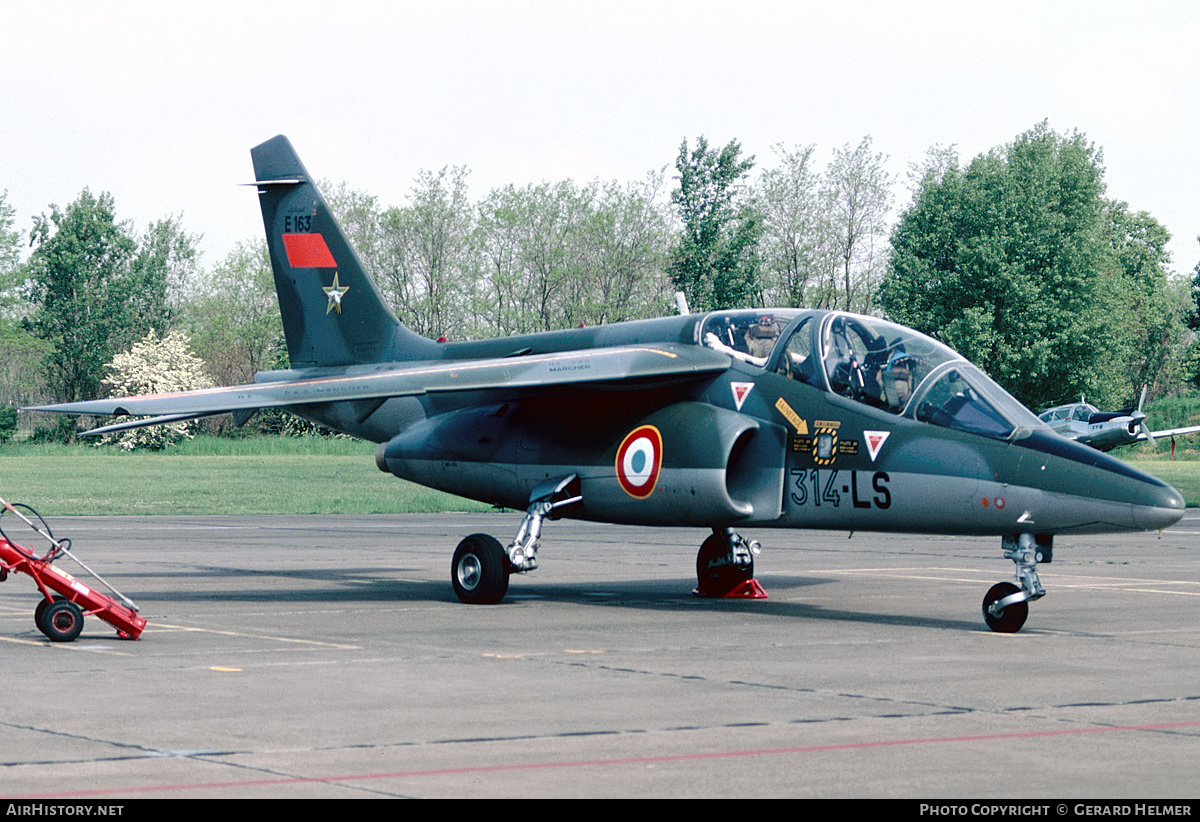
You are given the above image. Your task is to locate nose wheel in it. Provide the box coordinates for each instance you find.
[982,582,1028,633]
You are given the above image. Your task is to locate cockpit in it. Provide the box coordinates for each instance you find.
[699,309,1044,441]
[1038,403,1099,424]
[699,310,800,368]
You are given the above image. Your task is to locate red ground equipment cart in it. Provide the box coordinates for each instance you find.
[0,497,146,641]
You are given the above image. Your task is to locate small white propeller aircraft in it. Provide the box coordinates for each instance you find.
[1038,386,1200,451]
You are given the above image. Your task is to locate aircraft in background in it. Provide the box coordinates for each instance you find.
[1038,387,1200,451]
[30,136,1186,633]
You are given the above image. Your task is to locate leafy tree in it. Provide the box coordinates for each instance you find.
[98,329,213,450]
[474,181,584,336]
[757,143,828,308]
[183,240,280,387]
[319,169,671,342]
[0,190,51,418]
[822,136,894,312]
[667,136,763,312]
[563,172,673,327]
[324,173,480,339]
[134,215,202,318]
[382,166,476,338]
[880,122,1178,410]
[0,322,50,410]
[0,405,17,442]
[471,177,672,336]
[755,138,896,313]
[1178,238,1200,387]
[0,190,22,315]
[1188,237,1200,328]
[1100,201,1191,397]
[23,190,160,419]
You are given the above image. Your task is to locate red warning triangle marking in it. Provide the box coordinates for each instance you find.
[731,382,754,410]
[864,430,890,462]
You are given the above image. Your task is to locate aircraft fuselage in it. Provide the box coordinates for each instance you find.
[349,309,1185,538]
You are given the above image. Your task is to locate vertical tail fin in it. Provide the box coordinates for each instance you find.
[251,135,441,367]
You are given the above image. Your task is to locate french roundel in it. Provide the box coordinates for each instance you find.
[616,425,663,499]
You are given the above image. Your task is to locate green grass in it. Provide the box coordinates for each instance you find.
[0,436,494,516]
[2,434,377,458]
[1125,460,1200,507]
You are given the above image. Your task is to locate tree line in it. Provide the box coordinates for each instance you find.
[2,122,1197,444]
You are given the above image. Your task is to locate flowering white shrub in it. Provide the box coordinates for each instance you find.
[99,330,213,450]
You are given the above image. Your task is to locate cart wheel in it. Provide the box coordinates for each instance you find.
[34,595,64,626]
[37,599,84,642]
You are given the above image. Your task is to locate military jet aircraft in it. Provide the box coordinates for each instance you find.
[30,136,1187,633]
[1038,388,1200,452]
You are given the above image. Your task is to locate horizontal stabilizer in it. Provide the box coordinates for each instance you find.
[76,412,231,438]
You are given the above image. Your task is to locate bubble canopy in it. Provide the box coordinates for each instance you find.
[699,309,1045,440]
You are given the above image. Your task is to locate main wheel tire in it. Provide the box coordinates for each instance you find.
[696,533,753,597]
[451,534,510,604]
[982,581,1028,633]
[37,599,84,642]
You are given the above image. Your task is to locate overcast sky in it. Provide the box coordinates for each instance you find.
[3,0,1198,276]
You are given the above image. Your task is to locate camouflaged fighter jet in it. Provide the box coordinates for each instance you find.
[30,135,1187,633]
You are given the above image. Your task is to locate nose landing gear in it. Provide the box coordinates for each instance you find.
[983,534,1049,633]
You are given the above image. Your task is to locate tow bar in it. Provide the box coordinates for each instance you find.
[0,497,146,642]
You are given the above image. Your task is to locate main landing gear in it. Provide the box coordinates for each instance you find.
[982,534,1050,633]
[695,528,766,599]
[447,476,771,604]
[450,475,581,605]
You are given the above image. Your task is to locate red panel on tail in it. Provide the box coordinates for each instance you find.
[282,233,337,268]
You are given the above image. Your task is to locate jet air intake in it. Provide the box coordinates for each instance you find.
[580,402,788,526]
[376,401,787,527]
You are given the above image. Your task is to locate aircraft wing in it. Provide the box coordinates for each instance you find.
[28,343,731,436]
[1139,424,1200,442]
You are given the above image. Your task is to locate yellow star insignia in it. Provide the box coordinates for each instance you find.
[323,271,349,314]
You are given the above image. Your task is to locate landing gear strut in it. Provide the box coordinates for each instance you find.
[695,528,766,598]
[982,534,1049,633]
[504,475,581,573]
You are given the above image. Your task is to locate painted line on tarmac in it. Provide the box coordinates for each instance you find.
[149,621,360,649]
[809,567,1200,597]
[15,719,1200,798]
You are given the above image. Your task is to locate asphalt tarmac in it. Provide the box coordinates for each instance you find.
[1,513,1198,799]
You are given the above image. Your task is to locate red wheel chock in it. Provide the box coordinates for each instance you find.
[722,579,768,599]
[692,579,768,599]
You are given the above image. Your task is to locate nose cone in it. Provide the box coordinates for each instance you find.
[1017,431,1187,533]
[1131,480,1186,530]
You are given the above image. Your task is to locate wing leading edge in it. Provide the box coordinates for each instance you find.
[1138,424,1200,444]
[29,343,731,436]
